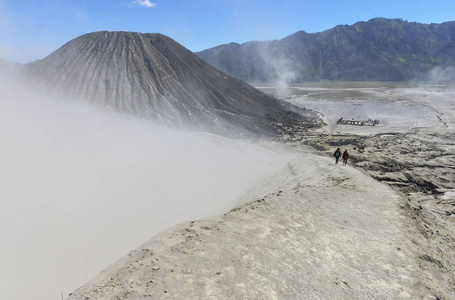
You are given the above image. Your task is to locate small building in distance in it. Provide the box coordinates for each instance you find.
[337,117,380,126]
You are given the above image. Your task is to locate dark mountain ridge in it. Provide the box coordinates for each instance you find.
[26,31,320,137]
[196,18,455,82]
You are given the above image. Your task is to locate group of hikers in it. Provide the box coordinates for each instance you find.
[334,148,349,165]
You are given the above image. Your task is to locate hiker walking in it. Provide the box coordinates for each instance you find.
[342,150,349,165]
[334,148,341,164]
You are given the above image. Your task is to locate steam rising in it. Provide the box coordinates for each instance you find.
[0,74,296,300]
[258,44,297,98]
[423,66,455,85]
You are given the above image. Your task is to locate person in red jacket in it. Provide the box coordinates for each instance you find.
[342,150,349,165]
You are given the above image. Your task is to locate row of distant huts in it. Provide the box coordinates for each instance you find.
[337,117,380,126]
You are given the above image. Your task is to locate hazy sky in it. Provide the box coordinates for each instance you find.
[1,0,454,63]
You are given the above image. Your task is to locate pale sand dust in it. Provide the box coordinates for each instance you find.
[68,154,421,299]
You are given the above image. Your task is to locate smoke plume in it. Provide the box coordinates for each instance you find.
[0,73,295,300]
[257,43,297,98]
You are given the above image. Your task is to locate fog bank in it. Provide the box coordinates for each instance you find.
[0,79,297,300]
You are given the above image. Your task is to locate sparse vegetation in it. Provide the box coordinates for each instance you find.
[197,18,455,82]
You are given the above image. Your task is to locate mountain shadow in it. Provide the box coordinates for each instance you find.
[26,31,320,137]
[196,18,455,82]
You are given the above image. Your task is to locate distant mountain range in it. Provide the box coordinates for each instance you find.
[24,31,320,137]
[196,18,455,82]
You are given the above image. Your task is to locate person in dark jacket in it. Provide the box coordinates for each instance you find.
[342,150,349,165]
[334,148,341,164]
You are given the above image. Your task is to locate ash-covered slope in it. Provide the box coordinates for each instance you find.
[27,31,319,137]
[67,154,420,299]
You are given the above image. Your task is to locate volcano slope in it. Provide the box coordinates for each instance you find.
[62,81,452,298]
[26,31,320,137]
[64,85,453,299]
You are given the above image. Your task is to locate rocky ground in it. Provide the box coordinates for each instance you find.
[276,129,455,299]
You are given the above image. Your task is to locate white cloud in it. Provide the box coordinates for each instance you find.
[129,0,156,8]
